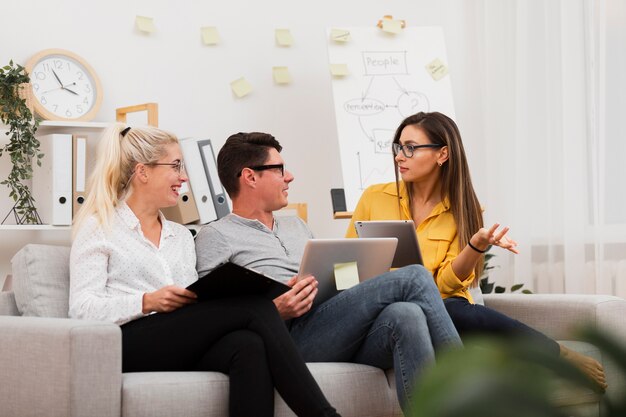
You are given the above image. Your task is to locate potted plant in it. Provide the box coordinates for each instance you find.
[480,248,532,294]
[0,60,42,224]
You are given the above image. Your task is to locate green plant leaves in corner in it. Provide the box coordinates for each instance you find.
[0,60,41,224]
[409,327,625,417]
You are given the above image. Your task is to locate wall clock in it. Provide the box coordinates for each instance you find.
[24,49,103,121]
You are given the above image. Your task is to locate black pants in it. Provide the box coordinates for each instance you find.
[121,296,339,417]
[444,297,560,355]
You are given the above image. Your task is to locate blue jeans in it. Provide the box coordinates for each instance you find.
[289,265,461,413]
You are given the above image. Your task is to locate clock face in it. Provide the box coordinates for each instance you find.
[27,51,102,121]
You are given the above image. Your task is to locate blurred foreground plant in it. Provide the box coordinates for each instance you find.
[410,327,626,417]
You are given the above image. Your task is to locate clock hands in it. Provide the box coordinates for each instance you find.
[63,86,79,96]
[42,82,77,95]
[51,69,64,87]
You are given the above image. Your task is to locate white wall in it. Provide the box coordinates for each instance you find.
[0,0,487,238]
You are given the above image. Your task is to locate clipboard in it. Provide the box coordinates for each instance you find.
[188,262,290,301]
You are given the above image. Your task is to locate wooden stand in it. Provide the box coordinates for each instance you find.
[333,211,353,220]
[116,103,159,127]
[283,203,308,222]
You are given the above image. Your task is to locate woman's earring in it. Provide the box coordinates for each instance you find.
[438,162,442,167]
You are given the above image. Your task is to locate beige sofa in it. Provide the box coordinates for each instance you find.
[1,244,625,417]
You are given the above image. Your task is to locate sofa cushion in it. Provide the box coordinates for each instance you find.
[11,244,71,317]
[122,363,399,417]
[0,291,19,316]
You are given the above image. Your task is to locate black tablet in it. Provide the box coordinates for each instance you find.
[188,262,290,301]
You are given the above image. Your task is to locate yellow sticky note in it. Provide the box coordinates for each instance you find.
[272,66,292,84]
[275,28,294,46]
[425,58,449,81]
[230,77,253,98]
[135,15,155,33]
[382,19,403,34]
[330,28,351,43]
[334,262,360,291]
[201,27,220,45]
[330,63,349,77]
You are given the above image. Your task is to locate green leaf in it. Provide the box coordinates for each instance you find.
[522,289,533,294]
[495,286,506,293]
[0,59,40,222]
[511,284,524,292]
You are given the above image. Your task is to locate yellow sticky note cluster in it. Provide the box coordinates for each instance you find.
[334,262,360,290]
[230,77,253,98]
[275,29,294,46]
[135,15,156,33]
[382,19,403,35]
[330,28,351,43]
[425,58,449,81]
[201,27,220,45]
[273,66,292,84]
[330,63,349,77]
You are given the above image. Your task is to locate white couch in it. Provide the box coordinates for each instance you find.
[1,244,625,417]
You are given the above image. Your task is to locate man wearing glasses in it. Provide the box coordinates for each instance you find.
[195,132,461,415]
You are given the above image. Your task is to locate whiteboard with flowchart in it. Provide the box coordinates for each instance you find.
[327,26,455,211]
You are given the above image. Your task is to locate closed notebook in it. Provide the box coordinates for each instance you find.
[188,262,290,301]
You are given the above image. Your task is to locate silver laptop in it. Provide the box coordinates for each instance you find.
[298,238,397,307]
[355,220,423,268]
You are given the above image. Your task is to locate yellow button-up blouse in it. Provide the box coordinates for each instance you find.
[345,182,475,303]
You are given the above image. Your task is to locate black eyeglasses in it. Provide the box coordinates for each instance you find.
[237,164,285,177]
[147,160,185,174]
[392,143,443,158]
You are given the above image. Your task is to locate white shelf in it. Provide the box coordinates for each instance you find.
[0,224,71,231]
[37,121,110,133]
[38,120,110,129]
[2,120,110,130]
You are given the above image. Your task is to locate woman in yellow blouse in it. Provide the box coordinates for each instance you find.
[346,111,606,390]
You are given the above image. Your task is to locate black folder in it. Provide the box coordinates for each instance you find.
[187,262,290,301]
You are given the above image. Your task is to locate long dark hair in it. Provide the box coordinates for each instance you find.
[392,112,484,279]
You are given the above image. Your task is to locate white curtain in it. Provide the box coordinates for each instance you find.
[461,0,626,297]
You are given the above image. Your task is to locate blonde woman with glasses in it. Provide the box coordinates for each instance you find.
[70,124,341,417]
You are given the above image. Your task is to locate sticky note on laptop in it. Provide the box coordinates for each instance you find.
[334,262,359,290]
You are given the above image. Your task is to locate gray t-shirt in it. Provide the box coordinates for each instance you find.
[195,213,313,283]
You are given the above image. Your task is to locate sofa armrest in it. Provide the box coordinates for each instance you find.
[482,294,626,343]
[0,291,19,316]
[0,316,122,417]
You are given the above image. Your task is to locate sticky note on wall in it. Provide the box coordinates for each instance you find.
[382,20,403,34]
[330,64,349,77]
[273,66,292,84]
[135,16,156,33]
[425,58,449,81]
[334,262,360,290]
[201,27,220,45]
[230,77,253,98]
[330,28,351,43]
[275,29,294,46]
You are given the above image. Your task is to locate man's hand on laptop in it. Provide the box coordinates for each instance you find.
[273,275,318,320]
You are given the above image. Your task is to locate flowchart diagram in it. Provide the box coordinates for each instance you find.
[328,27,455,210]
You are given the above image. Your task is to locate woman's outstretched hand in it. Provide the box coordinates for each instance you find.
[472,223,519,254]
